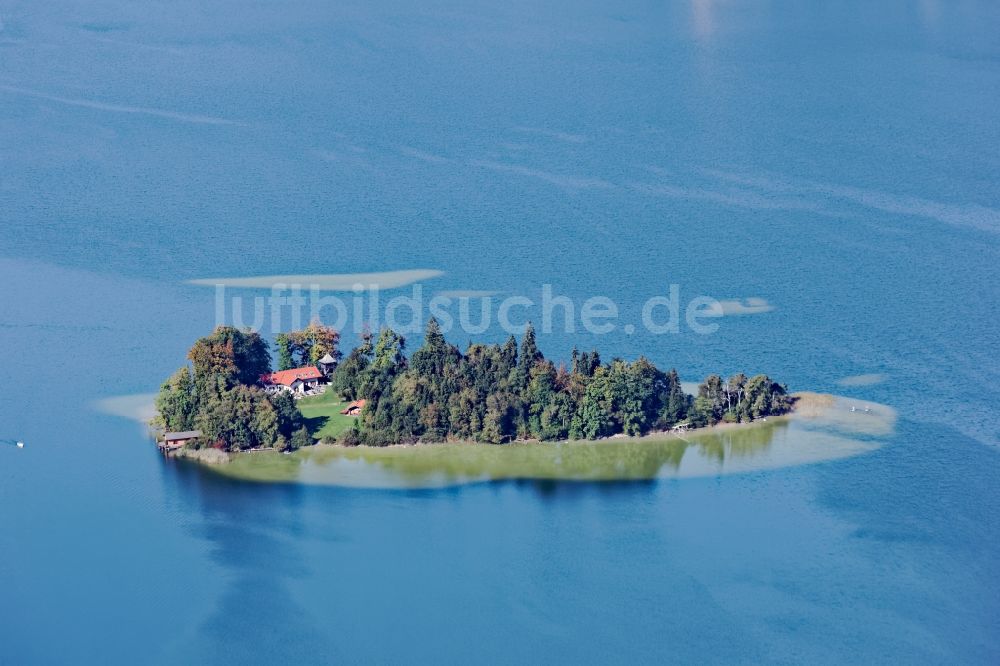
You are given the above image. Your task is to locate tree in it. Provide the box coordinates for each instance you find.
[330,329,373,400]
[420,403,448,441]
[575,350,601,378]
[155,367,197,431]
[251,392,280,447]
[724,373,748,420]
[658,369,689,428]
[274,333,294,371]
[276,321,342,368]
[605,359,660,436]
[289,426,312,451]
[269,390,305,438]
[525,361,557,436]
[694,374,726,425]
[518,323,541,372]
[371,328,407,372]
[358,329,408,440]
[361,328,406,398]
[539,392,574,440]
[740,374,792,419]
[196,384,277,452]
[411,318,461,378]
[571,369,613,439]
[188,326,271,389]
[305,321,341,365]
[480,393,517,444]
[500,335,518,377]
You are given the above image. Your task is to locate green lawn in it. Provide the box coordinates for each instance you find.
[296,390,358,441]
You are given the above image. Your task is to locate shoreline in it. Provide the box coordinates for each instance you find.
[172,392,895,485]
[175,392,810,466]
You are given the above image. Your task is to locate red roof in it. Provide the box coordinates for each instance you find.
[340,399,367,414]
[260,366,323,387]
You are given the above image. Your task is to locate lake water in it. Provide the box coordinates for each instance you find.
[2,1,999,663]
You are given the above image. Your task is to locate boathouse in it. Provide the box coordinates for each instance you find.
[161,430,202,450]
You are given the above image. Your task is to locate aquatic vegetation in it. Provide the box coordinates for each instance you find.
[836,373,888,387]
[206,394,894,488]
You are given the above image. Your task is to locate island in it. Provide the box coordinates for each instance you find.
[153,320,796,465]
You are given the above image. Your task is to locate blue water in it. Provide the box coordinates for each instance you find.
[2,1,999,662]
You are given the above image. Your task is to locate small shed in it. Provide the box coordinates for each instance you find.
[340,399,367,416]
[161,430,202,450]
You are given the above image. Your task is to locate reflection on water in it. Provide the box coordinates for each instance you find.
[158,459,337,663]
[203,395,895,489]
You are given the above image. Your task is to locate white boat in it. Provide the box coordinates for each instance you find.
[16,441,24,448]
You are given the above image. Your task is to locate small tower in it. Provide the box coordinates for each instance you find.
[318,352,337,377]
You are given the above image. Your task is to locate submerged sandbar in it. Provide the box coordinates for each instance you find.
[203,393,895,488]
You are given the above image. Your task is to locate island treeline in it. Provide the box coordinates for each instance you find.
[155,321,792,451]
[335,319,792,446]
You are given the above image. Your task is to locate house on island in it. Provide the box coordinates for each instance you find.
[160,430,202,450]
[260,366,325,396]
[340,399,366,416]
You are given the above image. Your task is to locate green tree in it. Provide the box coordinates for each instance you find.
[188,326,271,389]
[724,373,748,420]
[518,323,541,373]
[155,366,198,431]
[500,335,518,378]
[525,361,557,436]
[606,359,654,436]
[196,384,277,452]
[480,392,517,443]
[268,390,305,438]
[694,374,725,425]
[277,321,342,368]
[658,369,689,428]
[289,426,312,451]
[358,329,408,442]
[539,392,574,440]
[274,333,294,371]
[330,329,373,400]
[447,388,481,440]
[305,321,341,365]
[571,369,613,439]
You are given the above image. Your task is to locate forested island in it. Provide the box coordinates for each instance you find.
[154,321,793,455]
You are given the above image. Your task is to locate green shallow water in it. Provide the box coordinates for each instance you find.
[205,395,895,488]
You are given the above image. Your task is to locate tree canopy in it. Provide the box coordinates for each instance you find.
[158,326,305,452]
[274,321,341,370]
[331,319,792,446]
[157,322,793,452]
